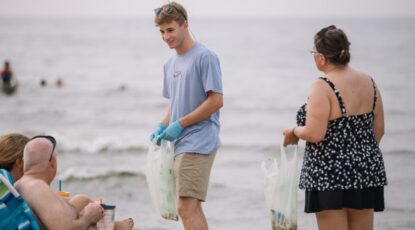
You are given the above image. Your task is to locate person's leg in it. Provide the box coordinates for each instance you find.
[316,209,348,230]
[69,194,93,213]
[197,201,209,227]
[346,208,373,230]
[174,151,217,230]
[69,195,134,230]
[178,197,207,230]
[114,218,134,230]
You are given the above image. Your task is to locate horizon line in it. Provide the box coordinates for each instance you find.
[0,15,414,20]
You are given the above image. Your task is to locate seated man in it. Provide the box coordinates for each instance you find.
[15,136,104,229]
[0,133,134,230]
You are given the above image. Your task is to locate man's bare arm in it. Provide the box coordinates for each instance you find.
[17,180,102,230]
[179,91,223,128]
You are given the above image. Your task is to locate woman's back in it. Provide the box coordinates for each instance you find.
[324,67,376,120]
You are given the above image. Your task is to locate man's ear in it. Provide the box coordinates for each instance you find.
[50,157,57,170]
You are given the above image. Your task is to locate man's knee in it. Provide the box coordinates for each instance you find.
[73,194,93,203]
[178,197,200,219]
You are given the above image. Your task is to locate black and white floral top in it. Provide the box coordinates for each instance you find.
[297,77,387,191]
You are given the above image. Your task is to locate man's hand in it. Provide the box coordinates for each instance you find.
[159,120,184,142]
[81,203,104,225]
[150,123,167,141]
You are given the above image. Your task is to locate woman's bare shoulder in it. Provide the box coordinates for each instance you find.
[351,68,372,80]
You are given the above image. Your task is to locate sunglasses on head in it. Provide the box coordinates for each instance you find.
[30,135,56,162]
[154,4,187,20]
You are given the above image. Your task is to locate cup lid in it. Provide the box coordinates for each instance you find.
[100,204,116,209]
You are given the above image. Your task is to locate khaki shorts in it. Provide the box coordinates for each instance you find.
[173,150,217,201]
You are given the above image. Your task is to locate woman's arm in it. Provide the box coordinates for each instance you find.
[373,86,385,144]
[294,80,331,143]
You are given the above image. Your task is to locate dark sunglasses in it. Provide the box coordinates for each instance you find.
[154,4,187,20]
[30,135,56,162]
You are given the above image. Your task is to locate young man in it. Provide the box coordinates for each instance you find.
[151,1,223,229]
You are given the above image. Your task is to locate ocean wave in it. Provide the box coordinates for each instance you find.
[57,139,414,156]
[58,140,149,154]
[59,167,144,182]
[57,139,284,155]
[382,149,415,155]
[387,207,415,213]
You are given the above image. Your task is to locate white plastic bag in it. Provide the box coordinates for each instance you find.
[145,140,178,221]
[262,145,298,230]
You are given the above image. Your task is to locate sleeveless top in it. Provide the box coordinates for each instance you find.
[297,77,388,191]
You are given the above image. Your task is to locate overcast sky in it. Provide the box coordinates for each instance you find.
[0,0,414,18]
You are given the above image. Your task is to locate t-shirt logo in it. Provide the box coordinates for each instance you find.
[173,71,182,78]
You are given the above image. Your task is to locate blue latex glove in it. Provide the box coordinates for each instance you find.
[159,120,184,142]
[150,123,167,142]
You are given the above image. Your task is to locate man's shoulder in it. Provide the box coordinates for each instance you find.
[193,43,218,58]
[164,55,175,66]
[16,177,57,214]
[15,177,48,194]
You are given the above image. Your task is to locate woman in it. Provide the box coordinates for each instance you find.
[0,133,29,181]
[283,25,387,230]
[0,133,134,230]
[0,134,39,230]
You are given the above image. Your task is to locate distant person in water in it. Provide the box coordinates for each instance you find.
[56,78,63,88]
[1,60,13,86]
[40,79,47,87]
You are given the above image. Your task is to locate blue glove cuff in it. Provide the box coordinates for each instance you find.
[157,123,167,131]
[158,120,184,142]
[172,120,184,131]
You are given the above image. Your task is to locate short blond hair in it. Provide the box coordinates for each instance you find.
[154,1,188,26]
[0,133,29,171]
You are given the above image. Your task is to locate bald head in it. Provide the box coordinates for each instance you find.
[23,138,54,171]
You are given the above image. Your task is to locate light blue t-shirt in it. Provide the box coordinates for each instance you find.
[162,42,223,155]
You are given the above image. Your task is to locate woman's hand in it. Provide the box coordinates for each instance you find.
[283,127,299,147]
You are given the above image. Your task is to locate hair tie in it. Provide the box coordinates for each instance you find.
[340,49,345,55]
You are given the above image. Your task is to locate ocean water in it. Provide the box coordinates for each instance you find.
[0,17,415,229]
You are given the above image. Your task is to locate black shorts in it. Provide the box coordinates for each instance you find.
[305,187,385,213]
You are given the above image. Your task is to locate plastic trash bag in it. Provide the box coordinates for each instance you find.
[145,140,178,221]
[262,145,298,230]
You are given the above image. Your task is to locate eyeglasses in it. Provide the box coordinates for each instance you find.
[154,4,187,20]
[30,135,56,162]
[309,49,320,55]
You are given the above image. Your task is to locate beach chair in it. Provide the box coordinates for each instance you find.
[0,169,40,230]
